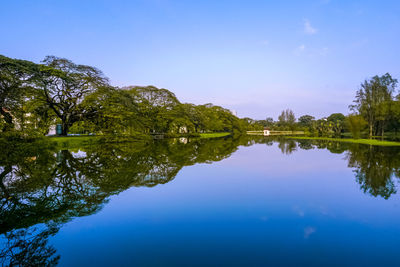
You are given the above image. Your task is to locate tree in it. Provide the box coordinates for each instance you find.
[123,86,180,134]
[390,99,400,134]
[278,109,296,130]
[351,73,398,138]
[346,114,367,139]
[80,86,146,135]
[313,119,331,136]
[181,103,206,133]
[0,55,38,131]
[298,115,315,127]
[265,117,274,127]
[36,56,109,135]
[327,113,345,123]
[327,113,346,136]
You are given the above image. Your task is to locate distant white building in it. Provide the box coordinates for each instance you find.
[179,137,188,144]
[179,126,188,134]
[47,124,56,136]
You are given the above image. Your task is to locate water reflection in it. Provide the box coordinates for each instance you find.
[0,223,60,266]
[1,136,400,265]
[347,144,400,199]
[0,137,242,265]
[258,137,400,199]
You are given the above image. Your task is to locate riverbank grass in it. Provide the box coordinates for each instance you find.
[47,135,100,148]
[46,132,232,147]
[286,136,400,146]
[199,132,231,138]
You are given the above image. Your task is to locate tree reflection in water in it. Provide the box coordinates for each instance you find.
[0,136,400,265]
[249,136,400,199]
[346,144,400,199]
[0,136,241,265]
[0,223,60,266]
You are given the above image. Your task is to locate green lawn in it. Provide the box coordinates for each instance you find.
[47,135,101,148]
[286,136,400,146]
[47,135,97,142]
[199,132,232,138]
[47,132,232,147]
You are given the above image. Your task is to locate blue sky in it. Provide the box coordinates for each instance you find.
[1,0,400,119]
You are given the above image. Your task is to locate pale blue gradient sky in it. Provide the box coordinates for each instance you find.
[1,0,400,119]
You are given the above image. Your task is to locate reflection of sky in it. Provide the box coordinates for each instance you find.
[52,143,400,266]
[223,143,348,174]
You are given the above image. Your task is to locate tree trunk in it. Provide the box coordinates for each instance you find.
[61,121,69,136]
[369,124,373,139]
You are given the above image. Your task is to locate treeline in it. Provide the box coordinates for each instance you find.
[2,54,399,139]
[243,111,350,136]
[244,73,400,139]
[0,55,245,137]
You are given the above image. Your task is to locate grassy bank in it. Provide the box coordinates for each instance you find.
[46,132,232,148]
[286,136,400,146]
[47,135,101,148]
[199,132,232,138]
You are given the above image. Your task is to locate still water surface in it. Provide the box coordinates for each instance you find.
[1,137,400,266]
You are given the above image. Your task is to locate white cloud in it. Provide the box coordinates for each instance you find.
[304,19,317,35]
[294,44,306,55]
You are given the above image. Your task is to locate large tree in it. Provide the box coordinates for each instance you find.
[37,56,109,135]
[278,109,296,130]
[351,73,398,138]
[123,86,181,133]
[298,115,315,127]
[0,55,38,131]
[80,86,146,135]
[327,113,346,136]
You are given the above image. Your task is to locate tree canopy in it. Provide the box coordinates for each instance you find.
[351,73,398,138]
[2,54,400,140]
[0,55,245,137]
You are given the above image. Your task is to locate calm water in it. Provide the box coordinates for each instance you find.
[1,136,400,266]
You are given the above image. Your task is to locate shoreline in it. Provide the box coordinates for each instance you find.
[284,136,400,146]
[44,132,232,148]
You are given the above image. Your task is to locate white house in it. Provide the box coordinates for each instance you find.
[47,124,57,136]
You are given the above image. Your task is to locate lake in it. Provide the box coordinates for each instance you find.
[1,136,400,266]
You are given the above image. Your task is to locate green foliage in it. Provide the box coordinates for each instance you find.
[351,73,398,137]
[36,56,109,135]
[298,115,315,127]
[0,55,245,138]
[0,55,39,131]
[327,113,345,122]
[81,86,245,136]
[326,113,346,136]
[6,55,400,141]
[312,119,331,136]
[278,109,296,130]
[346,114,367,139]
